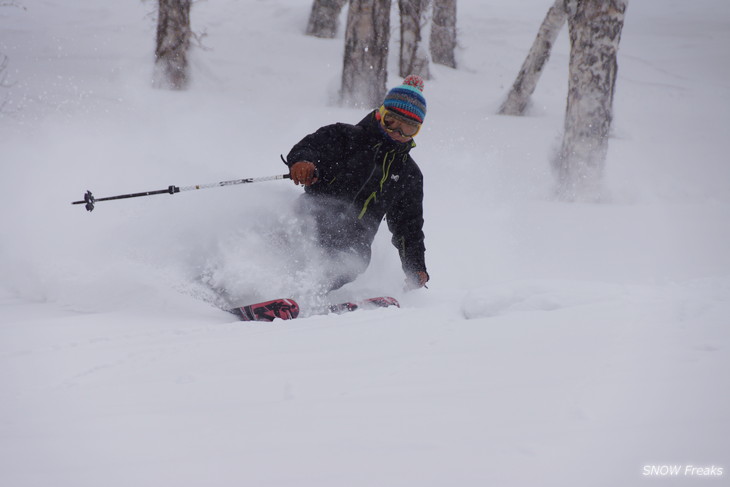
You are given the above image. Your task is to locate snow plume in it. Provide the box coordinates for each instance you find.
[195,205,332,311]
[195,196,377,314]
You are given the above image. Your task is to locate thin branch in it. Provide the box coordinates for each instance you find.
[0,1,28,9]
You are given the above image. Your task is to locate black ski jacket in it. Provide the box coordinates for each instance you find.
[285,111,427,277]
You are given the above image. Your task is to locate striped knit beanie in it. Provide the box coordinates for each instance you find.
[381,75,427,124]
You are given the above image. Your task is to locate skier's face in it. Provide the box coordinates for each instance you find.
[379,109,421,142]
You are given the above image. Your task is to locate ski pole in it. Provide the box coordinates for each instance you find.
[72,173,291,212]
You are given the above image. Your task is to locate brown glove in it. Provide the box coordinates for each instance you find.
[290,161,319,186]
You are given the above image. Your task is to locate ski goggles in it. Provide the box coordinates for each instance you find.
[379,106,422,138]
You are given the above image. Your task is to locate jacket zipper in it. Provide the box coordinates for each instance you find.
[358,147,397,219]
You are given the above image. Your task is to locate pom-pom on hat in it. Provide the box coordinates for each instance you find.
[381,75,427,124]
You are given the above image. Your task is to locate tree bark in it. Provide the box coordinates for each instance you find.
[0,54,8,112]
[499,0,567,116]
[306,0,348,38]
[430,0,456,68]
[340,0,391,108]
[553,0,627,201]
[399,0,431,79]
[154,0,192,90]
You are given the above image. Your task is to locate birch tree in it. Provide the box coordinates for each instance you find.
[499,0,567,115]
[553,0,628,201]
[154,0,192,90]
[1,2,24,111]
[306,0,348,38]
[340,0,391,108]
[0,54,9,112]
[399,0,431,79]
[430,0,456,68]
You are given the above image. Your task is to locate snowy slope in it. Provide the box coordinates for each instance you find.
[1,1,729,486]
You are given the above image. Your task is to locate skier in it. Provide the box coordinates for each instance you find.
[285,75,430,293]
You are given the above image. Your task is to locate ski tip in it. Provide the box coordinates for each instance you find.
[363,296,400,308]
[328,296,400,315]
[229,298,300,322]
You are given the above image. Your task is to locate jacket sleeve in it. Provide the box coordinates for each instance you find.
[386,168,427,276]
[285,123,352,180]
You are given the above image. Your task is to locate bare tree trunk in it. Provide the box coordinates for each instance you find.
[306,0,348,38]
[399,0,431,79]
[499,0,567,116]
[340,0,391,108]
[553,0,627,201]
[154,0,192,90]
[430,0,456,68]
[0,54,9,113]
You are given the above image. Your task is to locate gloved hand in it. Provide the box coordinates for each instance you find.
[290,161,319,186]
[405,270,429,290]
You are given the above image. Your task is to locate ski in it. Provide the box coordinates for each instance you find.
[229,298,300,322]
[228,296,399,322]
[328,296,400,314]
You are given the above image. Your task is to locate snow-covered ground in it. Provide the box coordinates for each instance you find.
[1,1,729,485]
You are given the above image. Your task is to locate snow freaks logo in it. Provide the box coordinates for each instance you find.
[642,465,724,478]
